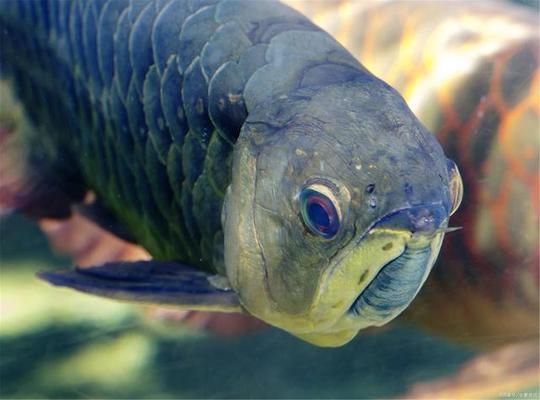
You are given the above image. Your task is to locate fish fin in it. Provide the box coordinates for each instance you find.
[74,199,137,244]
[0,80,85,218]
[37,260,243,313]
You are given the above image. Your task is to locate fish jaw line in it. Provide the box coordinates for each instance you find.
[345,231,445,325]
[278,228,410,346]
[294,227,446,347]
[306,228,412,332]
[234,228,411,339]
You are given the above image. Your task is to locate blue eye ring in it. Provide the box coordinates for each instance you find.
[299,185,341,239]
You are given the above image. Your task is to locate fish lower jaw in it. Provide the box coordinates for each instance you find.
[347,233,444,325]
[296,231,445,347]
[293,327,362,348]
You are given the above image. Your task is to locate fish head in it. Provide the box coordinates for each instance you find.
[223,75,463,346]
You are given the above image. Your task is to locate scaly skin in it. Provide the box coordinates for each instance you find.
[286,0,539,346]
[0,0,325,267]
[1,0,461,345]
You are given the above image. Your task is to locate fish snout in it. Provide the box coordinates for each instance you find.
[372,204,448,239]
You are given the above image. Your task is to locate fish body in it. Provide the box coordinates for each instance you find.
[0,0,461,346]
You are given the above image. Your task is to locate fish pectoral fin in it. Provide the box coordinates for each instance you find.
[37,260,243,313]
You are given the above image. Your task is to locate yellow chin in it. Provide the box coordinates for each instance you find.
[296,328,361,347]
[307,228,413,331]
[294,228,446,347]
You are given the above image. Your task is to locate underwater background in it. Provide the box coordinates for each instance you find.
[1,0,539,398]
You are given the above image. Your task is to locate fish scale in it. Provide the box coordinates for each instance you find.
[0,0,332,267]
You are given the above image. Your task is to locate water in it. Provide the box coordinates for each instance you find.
[1,0,539,398]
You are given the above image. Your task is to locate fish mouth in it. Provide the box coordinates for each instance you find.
[345,203,448,325]
[347,241,435,324]
[293,230,445,347]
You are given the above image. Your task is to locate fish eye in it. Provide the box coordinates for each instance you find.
[447,159,463,216]
[299,184,341,239]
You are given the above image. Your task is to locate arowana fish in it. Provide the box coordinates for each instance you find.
[0,0,462,346]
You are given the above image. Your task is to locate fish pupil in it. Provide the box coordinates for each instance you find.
[308,202,330,231]
[300,188,339,239]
